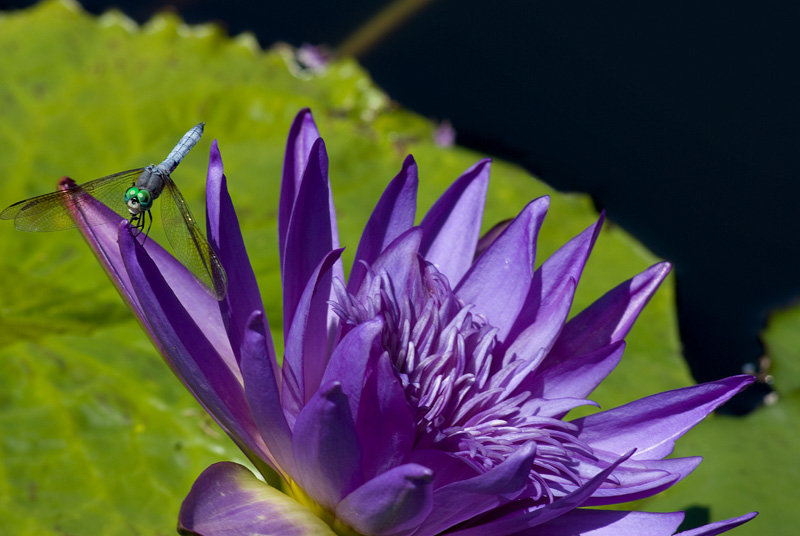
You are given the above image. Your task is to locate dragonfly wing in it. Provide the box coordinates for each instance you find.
[160,177,227,300]
[1,169,144,232]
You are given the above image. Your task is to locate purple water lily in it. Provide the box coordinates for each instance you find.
[71,109,756,535]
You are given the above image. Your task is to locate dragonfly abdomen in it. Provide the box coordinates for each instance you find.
[161,123,204,173]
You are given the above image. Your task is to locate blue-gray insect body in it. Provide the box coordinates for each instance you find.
[0,123,227,300]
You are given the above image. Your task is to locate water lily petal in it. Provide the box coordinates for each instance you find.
[282,248,344,418]
[501,215,604,359]
[573,375,755,460]
[404,449,480,489]
[178,462,335,536]
[206,140,274,371]
[118,223,270,465]
[356,352,416,480]
[502,277,576,367]
[456,197,549,341]
[336,464,434,536]
[419,159,490,285]
[537,214,604,307]
[66,177,231,361]
[349,154,418,294]
[448,450,635,536]
[474,219,511,257]
[284,109,343,268]
[355,227,424,306]
[577,456,702,506]
[292,381,362,509]
[528,509,685,536]
[559,452,682,505]
[521,397,598,419]
[321,316,384,421]
[547,261,671,361]
[280,110,344,339]
[527,341,627,400]
[279,107,321,261]
[416,443,536,536]
[241,310,295,477]
[282,138,333,338]
[675,512,758,536]
[63,177,143,315]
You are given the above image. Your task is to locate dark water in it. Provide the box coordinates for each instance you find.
[6,0,794,411]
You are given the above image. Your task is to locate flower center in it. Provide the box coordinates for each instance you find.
[331,259,593,501]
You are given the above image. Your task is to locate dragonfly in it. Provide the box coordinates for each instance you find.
[0,124,227,300]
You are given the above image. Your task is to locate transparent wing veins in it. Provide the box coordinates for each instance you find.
[0,169,145,231]
[160,178,228,300]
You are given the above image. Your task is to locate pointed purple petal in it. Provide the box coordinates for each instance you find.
[547,262,671,362]
[474,219,511,258]
[417,443,536,536]
[404,449,479,489]
[321,317,384,422]
[63,177,143,316]
[241,311,295,477]
[559,451,683,506]
[336,464,433,536]
[178,462,335,536]
[456,197,549,341]
[356,352,416,480]
[527,342,627,401]
[579,456,702,505]
[448,450,635,536]
[573,375,755,460]
[292,381,362,509]
[501,216,604,360]
[531,509,685,536]
[354,228,424,305]
[206,141,274,373]
[279,111,344,340]
[502,278,576,367]
[282,249,343,418]
[348,155,418,294]
[675,512,757,536]
[538,214,604,306]
[521,397,598,420]
[66,179,232,364]
[282,138,333,338]
[419,159,490,286]
[148,245,234,371]
[119,225,270,465]
[279,108,321,263]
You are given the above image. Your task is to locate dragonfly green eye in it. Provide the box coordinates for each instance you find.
[136,189,153,210]
[124,186,139,203]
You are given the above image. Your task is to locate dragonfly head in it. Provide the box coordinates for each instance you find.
[124,186,153,214]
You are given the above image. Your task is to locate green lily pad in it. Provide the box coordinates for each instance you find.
[762,302,800,396]
[0,0,770,534]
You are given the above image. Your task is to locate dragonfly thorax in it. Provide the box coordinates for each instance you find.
[135,164,168,198]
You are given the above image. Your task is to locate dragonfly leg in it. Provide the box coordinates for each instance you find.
[142,210,152,245]
[128,212,149,240]
[128,214,140,237]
